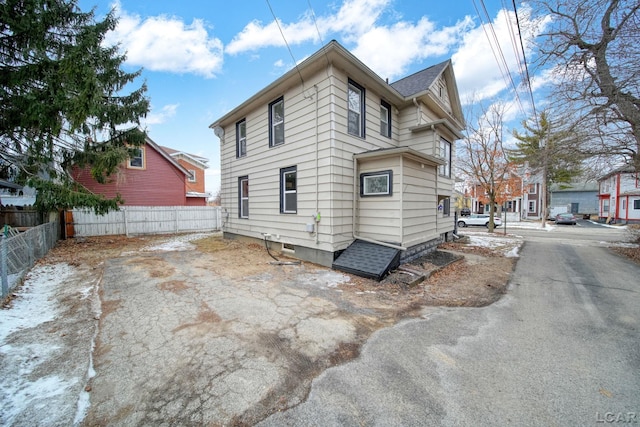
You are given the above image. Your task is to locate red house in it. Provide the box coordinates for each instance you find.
[72,137,209,206]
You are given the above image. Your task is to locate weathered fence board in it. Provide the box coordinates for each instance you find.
[71,206,222,237]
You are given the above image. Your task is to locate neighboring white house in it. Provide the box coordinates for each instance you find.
[209,41,465,277]
[598,165,640,224]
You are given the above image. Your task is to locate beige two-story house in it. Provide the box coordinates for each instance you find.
[210,41,464,279]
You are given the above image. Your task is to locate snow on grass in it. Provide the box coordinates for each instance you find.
[0,263,77,426]
[465,232,524,257]
[0,263,73,342]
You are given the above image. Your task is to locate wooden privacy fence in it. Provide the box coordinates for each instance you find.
[69,206,223,237]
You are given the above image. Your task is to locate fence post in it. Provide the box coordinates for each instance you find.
[1,235,7,299]
[123,207,129,237]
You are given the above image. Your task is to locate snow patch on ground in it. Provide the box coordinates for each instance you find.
[139,232,217,252]
[0,263,77,426]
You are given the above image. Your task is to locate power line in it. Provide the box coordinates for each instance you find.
[472,0,526,116]
[265,0,306,91]
[511,0,539,127]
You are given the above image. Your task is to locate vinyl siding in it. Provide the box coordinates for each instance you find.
[357,157,401,243]
[402,158,439,245]
[217,52,460,256]
[220,71,338,252]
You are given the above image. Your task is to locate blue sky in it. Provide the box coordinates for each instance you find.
[79,0,546,195]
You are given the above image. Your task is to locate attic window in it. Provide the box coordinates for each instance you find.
[188,170,196,182]
[128,147,145,169]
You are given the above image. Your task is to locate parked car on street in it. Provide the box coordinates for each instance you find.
[555,213,577,225]
[457,214,502,228]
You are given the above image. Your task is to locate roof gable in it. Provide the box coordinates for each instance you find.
[390,60,450,97]
[160,146,209,170]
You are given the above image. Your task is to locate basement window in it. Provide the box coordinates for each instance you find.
[282,243,295,253]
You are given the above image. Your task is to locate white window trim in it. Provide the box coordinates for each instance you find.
[281,167,297,214]
[269,97,284,147]
[236,119,247,157]
[188,169,196,183]
[239,176,249,219]
[528,200,536,213]
[348,79,365,138]
[360,170,393,196]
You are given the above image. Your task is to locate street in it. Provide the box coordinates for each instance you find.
[260,224,640,426]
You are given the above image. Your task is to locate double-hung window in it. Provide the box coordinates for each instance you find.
[236,119,246,157]
[128,147,144,169]
[280,166,297,213]
[269,97,284,147]
[438,138,451,177]
[188,170,196,183]
[380,100,391,138]
[634,199,640,210]
[238,176,249,218]
[348,79,365,138]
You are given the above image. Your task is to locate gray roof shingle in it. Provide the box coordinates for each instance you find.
[390,59,450,97]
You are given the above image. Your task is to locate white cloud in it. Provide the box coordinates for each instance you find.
[225,0,388,54]
[106,1,224,78]
[143,104,179,126]
[453,6,544,105]
[226,0,474,80]
[352,16,474,80]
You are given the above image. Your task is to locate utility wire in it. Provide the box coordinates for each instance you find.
[472,0,526,116]
[265,0,306,91]
[511,0,539,127]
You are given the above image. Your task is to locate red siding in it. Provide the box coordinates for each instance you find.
[185,197,206,206]
[72,145,187,206]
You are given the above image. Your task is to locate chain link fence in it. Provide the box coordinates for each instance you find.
[1,221,59,299]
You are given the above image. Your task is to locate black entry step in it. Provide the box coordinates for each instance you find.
[332,240,401,281]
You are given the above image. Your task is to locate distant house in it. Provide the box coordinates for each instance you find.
[598,165,640,224]
[209,40,465,278]
[72,136,209,206]
[549,181,598,218]
[465,171,525,217]
[160,146,210,201]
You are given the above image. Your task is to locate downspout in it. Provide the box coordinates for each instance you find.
[314,84,320,244]
[399,156,404,245]
[352,156,406,251]
[413,97,422,126]
[432,124,439,232]
[616,172,621,222]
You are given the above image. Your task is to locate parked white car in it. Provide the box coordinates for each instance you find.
[457,214,502,228]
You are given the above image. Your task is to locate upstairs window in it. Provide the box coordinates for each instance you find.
[438,138,451,177]
[280,166,297,213]
[380,100,391,138]
[128,147,145,169]
[269,97,284,147]
[348,79,365,138]
[188,170,196,182]
[236,119,246,157]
